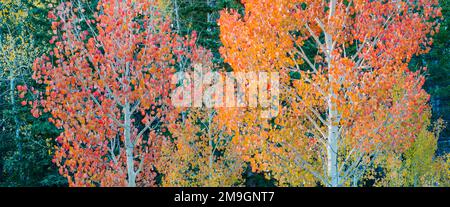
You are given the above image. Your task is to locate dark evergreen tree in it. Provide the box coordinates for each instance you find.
[171,0,243,64]
[411,0,450,154]
[0,0,66,186]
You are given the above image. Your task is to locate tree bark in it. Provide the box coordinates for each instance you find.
[10,76,23,183]
[173,0,181,32]
[124,102,136,187]
[325,0,339,187]
[327,106,339,187]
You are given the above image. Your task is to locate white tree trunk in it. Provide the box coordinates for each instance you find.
[10,76,23,183]
[124,102,136,187]
[327,107,339,187]
[325,0,339,187]
[173,0,181,32]
[10,77,20,147]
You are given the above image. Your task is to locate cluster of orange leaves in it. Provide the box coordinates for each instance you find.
[217,0,441,185]
[26,0,443,186]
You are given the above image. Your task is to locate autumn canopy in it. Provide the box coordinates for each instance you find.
[15,0,447,187]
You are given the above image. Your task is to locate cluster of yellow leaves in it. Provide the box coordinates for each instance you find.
[373,119,450,187]
[0,0,56,29]
[0,0,29,25]
[159,109,246,187]
[0,34,36,79]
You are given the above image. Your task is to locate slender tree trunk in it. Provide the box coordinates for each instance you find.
[173,0,181,32]
[326,60,339,186]
[208,111,214,185]
[325,0,339,187]
[327,106,339,186]
[10,78,20,145]
[207,0,215,31]
[10,76,23,183]
[124,102,136,187]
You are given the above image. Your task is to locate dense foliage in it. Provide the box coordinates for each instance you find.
[0,0,449,187]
